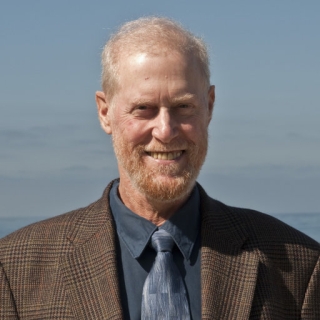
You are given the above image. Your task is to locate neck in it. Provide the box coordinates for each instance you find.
[117,178,191,226]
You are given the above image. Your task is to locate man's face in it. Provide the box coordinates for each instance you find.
[98,51,215,202]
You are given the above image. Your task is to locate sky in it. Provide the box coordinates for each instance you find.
[1,0,319,219]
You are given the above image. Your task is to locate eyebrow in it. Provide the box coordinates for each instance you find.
[132,93,197,106]
[170,93,197,104]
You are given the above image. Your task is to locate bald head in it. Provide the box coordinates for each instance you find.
[101,17,211,99]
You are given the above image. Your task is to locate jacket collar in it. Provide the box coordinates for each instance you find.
[60,180,258,319]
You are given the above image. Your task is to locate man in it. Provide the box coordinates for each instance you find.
[0,17,319,319]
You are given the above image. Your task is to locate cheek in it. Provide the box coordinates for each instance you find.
[181,119,208,140]
[117,119,151,144]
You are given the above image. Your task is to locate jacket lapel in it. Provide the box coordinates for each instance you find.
[60,183,123,319]
[58,181,259,319]
[199,186,259,320]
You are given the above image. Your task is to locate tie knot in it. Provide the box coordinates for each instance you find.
[151,229,174,253]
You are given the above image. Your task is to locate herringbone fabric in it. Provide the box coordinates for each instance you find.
[0,180,320,319]
[141,229,191,320]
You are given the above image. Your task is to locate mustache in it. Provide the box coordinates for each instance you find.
[143,140,193,152]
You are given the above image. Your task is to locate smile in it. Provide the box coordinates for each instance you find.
[147,151,183,160]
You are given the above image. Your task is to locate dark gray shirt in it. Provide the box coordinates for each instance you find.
[109,180,201,320]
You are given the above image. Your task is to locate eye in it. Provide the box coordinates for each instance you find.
[176,103,195,116]
[137,105,148,110]
[132,105,157,118]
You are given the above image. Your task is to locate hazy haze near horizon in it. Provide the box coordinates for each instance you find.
[1,1,319,218]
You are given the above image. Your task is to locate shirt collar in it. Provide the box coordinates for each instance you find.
[109,180,200,261]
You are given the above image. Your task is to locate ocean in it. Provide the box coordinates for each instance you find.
[0,213,319,242]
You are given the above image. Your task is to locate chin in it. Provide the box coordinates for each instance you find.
[133,170,197,202]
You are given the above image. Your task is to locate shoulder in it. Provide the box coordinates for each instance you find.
[197,183,320,257]
[0,212,79,269]
[0,182,115,265]
[226,203,318,247]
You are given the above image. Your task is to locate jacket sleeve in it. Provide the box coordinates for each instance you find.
[0,263,19,319]
[301,255,320,319]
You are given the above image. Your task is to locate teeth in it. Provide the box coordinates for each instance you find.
[149,151,182,160]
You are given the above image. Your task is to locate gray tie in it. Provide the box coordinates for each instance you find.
[141,229,191,320]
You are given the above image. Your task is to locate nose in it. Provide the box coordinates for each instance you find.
[152,108,179,143]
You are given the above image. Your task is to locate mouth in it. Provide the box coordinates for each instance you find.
[146,151,184,160]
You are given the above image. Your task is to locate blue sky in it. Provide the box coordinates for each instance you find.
[1,0,319,218]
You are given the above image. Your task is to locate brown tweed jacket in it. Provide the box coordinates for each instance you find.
[0,181,319,319]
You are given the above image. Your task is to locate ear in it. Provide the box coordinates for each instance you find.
[207,85,215,124]
[96,91,112,134]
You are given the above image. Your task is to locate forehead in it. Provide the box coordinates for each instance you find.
[116,51,203,90]
[110,52,208,107]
